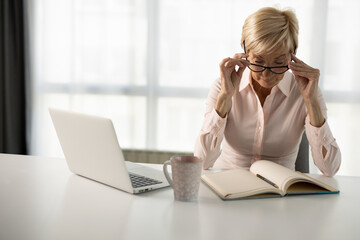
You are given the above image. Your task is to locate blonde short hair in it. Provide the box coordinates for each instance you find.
[241,7,299,55]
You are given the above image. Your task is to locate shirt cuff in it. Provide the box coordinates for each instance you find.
[202,108,228,136]
[305,115,335,147]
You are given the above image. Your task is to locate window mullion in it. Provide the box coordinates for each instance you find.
[310,0,328,90]
[146,0,159,150]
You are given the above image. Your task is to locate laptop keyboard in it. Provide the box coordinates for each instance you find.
[129,173,162,188]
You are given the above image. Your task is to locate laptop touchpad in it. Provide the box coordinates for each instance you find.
[125,161,144,171]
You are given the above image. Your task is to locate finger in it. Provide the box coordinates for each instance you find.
[289,62,314,72]
[290,62,319,76]
[219,58,232,71]
[291,53,302,63]
[291,54,309,67]
[291,70,317,80]
[224,58,250,68]
[225,61,246,69]
[231,70,241,83]
[294,77,308,91]
[289,59,316,72]
[224,61,240,68]
[230,58,250,65]
[233,53,249,59]
[219,57,231,66]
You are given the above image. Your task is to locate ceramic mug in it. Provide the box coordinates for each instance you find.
[163,156,203,201]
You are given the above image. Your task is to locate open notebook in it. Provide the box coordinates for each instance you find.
[201,160,339,200]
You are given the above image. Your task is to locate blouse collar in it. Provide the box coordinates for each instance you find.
[239,68,292,97]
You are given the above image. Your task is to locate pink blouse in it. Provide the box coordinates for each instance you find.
[194,68,341,177]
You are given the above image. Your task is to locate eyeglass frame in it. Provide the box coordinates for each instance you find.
[247,63,289,74]
[243,40,292,75]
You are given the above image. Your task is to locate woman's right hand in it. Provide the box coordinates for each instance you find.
[215,53,249,117]
[219,53,250,98]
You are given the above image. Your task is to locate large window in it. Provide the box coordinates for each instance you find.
[27,0,360,176]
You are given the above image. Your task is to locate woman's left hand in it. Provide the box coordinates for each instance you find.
[288,54,320,103]
[289,54,326,128]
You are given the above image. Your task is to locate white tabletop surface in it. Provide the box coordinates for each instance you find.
[0,153,359,240]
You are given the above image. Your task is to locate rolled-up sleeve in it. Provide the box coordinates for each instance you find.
[194,109,227,169]
[305,117,341,177]
[194,78,228,169]
[305,90,341,177]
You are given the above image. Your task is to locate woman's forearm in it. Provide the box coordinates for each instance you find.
[305,99,328,157]
[215,93,232,118]
[305,99,325,128]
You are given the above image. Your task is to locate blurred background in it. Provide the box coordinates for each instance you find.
[25,0,360,176]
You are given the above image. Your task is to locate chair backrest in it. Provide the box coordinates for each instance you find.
[295,132,309,173]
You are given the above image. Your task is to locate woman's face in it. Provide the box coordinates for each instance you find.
[247,46,291,89]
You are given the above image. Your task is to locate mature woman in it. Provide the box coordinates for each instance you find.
[194,7,341,177]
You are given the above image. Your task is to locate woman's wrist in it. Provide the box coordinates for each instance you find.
[305,98,325,127]
[215,93,232,118]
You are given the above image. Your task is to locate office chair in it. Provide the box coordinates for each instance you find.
[295,132,309,173]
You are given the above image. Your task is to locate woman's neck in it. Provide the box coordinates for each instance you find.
[252,79,272,107]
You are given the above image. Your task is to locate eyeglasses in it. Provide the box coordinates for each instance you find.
[243,40,291,74]
[247,63,289,74]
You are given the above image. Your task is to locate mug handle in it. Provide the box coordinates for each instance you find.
[163,160,173,187]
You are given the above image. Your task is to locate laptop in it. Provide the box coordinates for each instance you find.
[49,108,170,194]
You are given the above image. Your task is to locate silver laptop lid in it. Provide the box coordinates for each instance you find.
[49,108,133,193]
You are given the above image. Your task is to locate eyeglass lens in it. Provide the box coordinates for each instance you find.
[248,65,289,74]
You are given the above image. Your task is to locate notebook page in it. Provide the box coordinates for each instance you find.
[250,160,303,192]
[202,168,281,198]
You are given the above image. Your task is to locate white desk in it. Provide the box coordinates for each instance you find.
[0,153,359,240]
